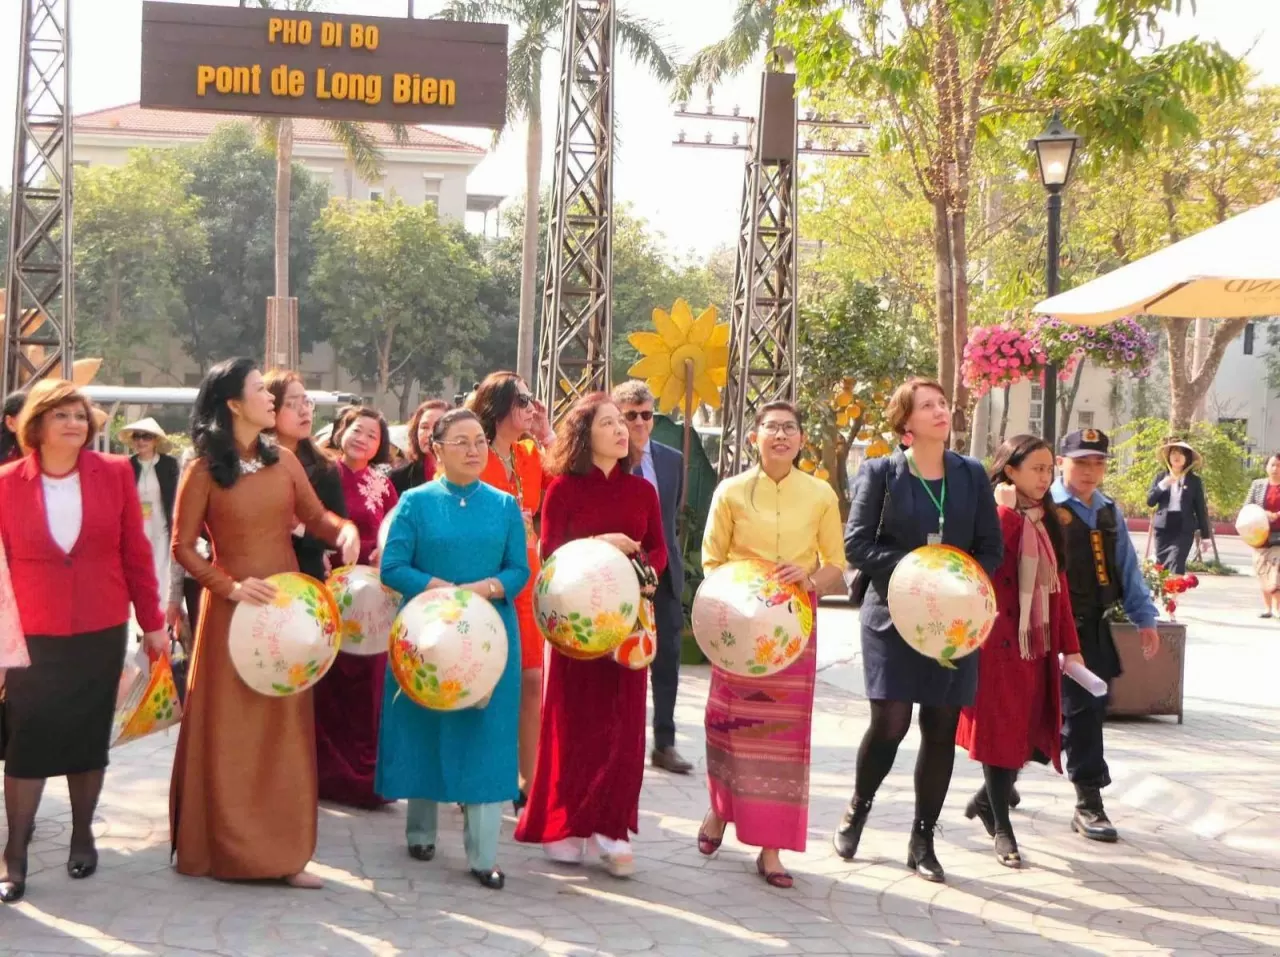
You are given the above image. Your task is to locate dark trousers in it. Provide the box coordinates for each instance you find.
[1153,513,1196,574]
[1061,679,1112,791]
[649,575,683,750]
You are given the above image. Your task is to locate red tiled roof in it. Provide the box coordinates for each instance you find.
[74,102,484,154]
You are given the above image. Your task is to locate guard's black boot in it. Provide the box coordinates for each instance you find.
[1072,785,1118,843]
[832,796,873,861]
[905,819,945,883]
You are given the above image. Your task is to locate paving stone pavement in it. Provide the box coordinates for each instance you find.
[4,576,1280,956]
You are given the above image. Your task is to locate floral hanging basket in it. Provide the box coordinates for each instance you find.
[389,587,508,711]
[326,565,400,657]
[886,546,997,669]
[228,572,342,696]
[534,538,641,660]
[690,560,813,678]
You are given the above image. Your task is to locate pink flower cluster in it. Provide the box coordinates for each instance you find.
[961,324,1076,397]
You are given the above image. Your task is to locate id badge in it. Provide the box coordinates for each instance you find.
[927,532,942,546]
[140,502,153,520]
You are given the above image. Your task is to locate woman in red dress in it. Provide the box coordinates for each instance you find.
[314,406,398,808]
[956,434,1082,867]
[513,393,666,878]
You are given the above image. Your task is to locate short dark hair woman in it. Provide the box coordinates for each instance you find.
[834,377,1004,883]
[513,393,667,878]
[168,358,359,889]
[0,380,166,904]
[1146,440,1211,574]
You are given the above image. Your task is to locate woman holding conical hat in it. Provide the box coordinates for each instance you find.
[1146,439,1211,575]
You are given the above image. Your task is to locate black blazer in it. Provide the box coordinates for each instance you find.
[844,449,1003,631]
[649,441,685,594]
[390,457,431,496]
[1147,470,1211,536]
[130,452,180,534]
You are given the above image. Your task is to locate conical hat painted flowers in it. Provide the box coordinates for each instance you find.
[112,654,182,748]
[327,565,400,657]
[613,598,657,670]
[228,573,341,696]
[1236,503,1270,549]
[691,560,814,678]
[389,587,507,710]
[887,545,997,669]
[534,538,640,659]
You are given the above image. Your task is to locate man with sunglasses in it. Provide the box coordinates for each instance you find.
[612,381,691,775]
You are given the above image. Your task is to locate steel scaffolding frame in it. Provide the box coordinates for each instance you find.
[3,0,74,394]
[535,0,615,422]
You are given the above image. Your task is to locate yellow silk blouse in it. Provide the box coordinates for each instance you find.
[702,466,847,574]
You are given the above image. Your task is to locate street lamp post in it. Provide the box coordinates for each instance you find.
[1030,112,1083,450]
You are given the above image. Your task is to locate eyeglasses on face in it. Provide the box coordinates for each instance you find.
[760,422,801,437]
[283,397,315,412]
[439,437,490,452]
[623,410,654,422]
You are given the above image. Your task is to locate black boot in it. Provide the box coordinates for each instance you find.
[964,786,995,837]
[832,796,873,861]
[1008,785,1022,809]
[1072,785,1118,843]
[905,820,945,883]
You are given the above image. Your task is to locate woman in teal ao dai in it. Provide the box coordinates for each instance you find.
[376,409,530,891]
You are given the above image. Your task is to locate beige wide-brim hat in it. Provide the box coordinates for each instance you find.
[119,417,170,452]
[1159,440,1203,472]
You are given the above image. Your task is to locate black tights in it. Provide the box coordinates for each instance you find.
[982,765,1017,836]
[3,769,104,879]
[854,700,961,824]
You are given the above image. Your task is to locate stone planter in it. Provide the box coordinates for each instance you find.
[1106,621,1186,723]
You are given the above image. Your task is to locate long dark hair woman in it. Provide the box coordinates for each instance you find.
[955,435,1083,868]
[0,380,166,904]
[513,393,666,878]
[835,377,1003,883]
[264,370,347,581]
[391,398,450,495]
[0,391,26,464]
[169,358,358,889]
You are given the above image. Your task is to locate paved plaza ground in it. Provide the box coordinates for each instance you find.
[3,534,1280,956]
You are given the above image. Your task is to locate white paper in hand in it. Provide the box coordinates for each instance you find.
[1060,653,1107,697]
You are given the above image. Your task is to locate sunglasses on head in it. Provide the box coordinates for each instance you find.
[513,392,535,408]
[623,410,654,422]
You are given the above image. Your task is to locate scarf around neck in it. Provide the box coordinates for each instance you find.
[1011,493,1058,659]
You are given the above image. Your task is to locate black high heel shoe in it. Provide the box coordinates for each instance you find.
[67,845,98,880]
[408,844,436,862]
[964,789,996,837]
[832,796,873,861]
[471,867,505,890]
[905,820,945,883]
[1,849,29,904]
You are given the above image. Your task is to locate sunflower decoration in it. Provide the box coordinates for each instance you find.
[627,299,730,415]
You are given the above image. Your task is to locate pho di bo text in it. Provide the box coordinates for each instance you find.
[195,66,456,107]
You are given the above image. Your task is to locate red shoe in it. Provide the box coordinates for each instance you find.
[697,812,724,857]
[756,853,793,889]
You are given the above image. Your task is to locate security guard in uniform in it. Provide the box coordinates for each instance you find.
[1051,429,1160,842]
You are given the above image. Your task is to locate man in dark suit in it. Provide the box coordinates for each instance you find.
[613,381,691,774]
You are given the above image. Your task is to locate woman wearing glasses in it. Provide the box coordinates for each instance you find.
[471,372,556,809]
[696,402,846,888]
[265,372,347,582]
[315,405,398,809]
[377,408,529,890]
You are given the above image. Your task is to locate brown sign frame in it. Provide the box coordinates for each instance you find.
[140,1,508,129]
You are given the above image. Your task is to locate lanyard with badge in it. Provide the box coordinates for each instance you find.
[905,449,945,546]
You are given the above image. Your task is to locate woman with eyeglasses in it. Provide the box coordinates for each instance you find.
[265,372,347,582]
[513,394,667,879]
[311,405,399,810]
[377,408,529,890]
[470,372,556,809]
[696,402,846,889]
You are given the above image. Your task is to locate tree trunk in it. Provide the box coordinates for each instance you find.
[274,119,294,302]
[931,197,955,407]
[1166,316,1250,431]
[998,384,1010,444]
[949,206,970,450]
[1059,360,1086,433]
[517,60,543,383]
[1190,316,1212,421]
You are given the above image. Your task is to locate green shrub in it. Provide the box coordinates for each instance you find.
[1107,418,1251,522]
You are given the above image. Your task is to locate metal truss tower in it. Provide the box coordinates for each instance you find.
[536,0,615,422]
[4,0,74,394]
[718,72,798,477]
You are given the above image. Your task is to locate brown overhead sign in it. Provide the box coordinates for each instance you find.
[140,1,508,129]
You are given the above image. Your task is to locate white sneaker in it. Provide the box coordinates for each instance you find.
[590,834,635,878]
[543,838,586,864]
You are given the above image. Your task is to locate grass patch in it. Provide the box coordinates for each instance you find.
[1186,559,1240,576]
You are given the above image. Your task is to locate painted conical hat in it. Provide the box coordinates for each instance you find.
[534,538,640,659]
[228,573,341,696]
[691,560,813,678]
[389,587,508,710]
[327,565,400,657]
[887,545,997,668]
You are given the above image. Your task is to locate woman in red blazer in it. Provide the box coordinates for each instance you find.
[955,434,1082,869]
[0,380,165,905]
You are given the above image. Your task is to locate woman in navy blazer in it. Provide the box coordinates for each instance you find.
[0,380,165,904]
[833,378,1003,883]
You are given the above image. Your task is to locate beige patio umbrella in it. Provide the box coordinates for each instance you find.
[1033,197,1280,325]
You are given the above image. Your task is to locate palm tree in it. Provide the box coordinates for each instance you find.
[675,0,782,100]
[437,0,677,381]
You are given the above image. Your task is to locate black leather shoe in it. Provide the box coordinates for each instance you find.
[993,830,1022,868]
[408,844,436,861]
[651,747,693,775]
[1008,786,1022,810]
[67,848,98,880]
[1072,785,1118,842]
[471,867,505,890]
[0,878,25,903]
[964,789,996,837]
[906,820,945,883]
[832,796,873,860]
[513,790,527,815]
